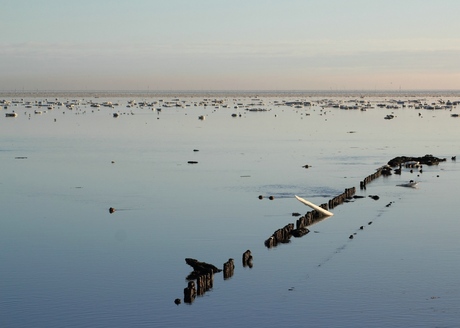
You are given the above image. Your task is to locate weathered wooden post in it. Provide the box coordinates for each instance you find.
[242,250,253,268]
[196,269,214,296]
[223,258,235,279]
[184,280,196,303]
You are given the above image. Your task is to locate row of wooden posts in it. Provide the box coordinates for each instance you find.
[183,251,252,304]
[328,187,356,209]
[264,187,357,248]
[265,162,407,248]
[180,156,446,304]
[360,166,390,190]
[264,163,400,248]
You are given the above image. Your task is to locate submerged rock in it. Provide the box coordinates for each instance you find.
[388,154,446,167]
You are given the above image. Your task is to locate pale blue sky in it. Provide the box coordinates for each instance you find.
[2,0,460,91]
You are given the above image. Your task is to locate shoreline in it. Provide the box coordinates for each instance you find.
[1,89,460,99]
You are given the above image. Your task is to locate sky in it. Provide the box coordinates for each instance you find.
[1,0,460,91]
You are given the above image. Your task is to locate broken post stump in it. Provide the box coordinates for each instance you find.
[223,258,235,279]
[184,281,196,304]
[242,250,253,268]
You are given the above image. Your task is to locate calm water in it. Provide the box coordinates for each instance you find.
[1,93,459,327]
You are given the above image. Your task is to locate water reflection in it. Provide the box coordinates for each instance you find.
[2,93,459,327]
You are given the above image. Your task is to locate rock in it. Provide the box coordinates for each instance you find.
[369,195,380,200]
[174,298,181,305]
[109,207,116,214]
[388,154,446,167]
[381,166,392,176]
[185,258,222,274]
[291,227,310,237]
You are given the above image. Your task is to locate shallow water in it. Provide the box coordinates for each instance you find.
[1,93,459,327]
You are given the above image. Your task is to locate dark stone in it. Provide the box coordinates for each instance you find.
[387,154,446,167]
[291,227,310,237]
[381,166,392,176]
[109,207,115,214]
[174,298,181,305]
[187,161,198,164]
[369,195,380,200]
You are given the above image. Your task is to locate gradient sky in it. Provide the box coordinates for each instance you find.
[2,0,460,91]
